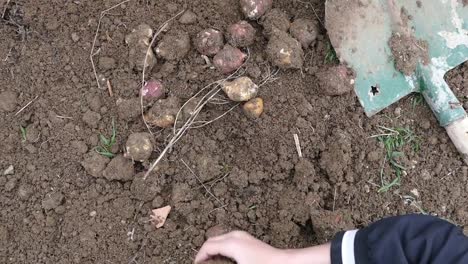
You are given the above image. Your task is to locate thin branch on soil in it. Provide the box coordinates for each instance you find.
[181,159,222,204]
[90,0,132,91]
[143,58,251,180]
[55,115,73,120]
[293,133,303,158]
[106,79,114,97]
[2,0,10,19]
[209,204,228,215]
[15,95,38,116]
[140,9,185,135]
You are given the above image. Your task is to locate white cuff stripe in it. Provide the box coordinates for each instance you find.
[341,229,358,264]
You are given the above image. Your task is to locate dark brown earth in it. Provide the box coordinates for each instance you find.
[1,1,467,264]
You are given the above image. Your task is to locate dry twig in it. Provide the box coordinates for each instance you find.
[90,0,132,91]
[15,95,38,116]
[181,159,221,204]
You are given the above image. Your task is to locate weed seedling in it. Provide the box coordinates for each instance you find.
[411,93,424,110]
[95,118,117,158]
[325,41,339,64]
[20,126,26,142]
[372,126,420,192]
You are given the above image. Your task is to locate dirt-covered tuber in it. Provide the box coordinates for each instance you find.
[316,65,355,96]
[261,8,290,36]
[243,97,264,119]
[240,0,273,20]
[222,77,258,102]
[194,29,224,56]
[266,30,304,69]
[125,132,153,161]
[125,24,156,71]
[144,97,181,128]
[155,30,191,61]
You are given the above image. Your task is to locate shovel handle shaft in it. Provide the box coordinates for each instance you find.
[446,117,468,165]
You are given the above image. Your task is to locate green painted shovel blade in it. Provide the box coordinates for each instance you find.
[326,0,468,127]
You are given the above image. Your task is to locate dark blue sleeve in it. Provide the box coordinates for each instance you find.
[331,214,468,264]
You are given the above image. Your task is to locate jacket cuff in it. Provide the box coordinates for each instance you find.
[331,229,371,264]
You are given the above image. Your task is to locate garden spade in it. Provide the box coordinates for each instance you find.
[325,0,468,164]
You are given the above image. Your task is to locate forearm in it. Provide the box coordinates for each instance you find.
[281,243,331,264]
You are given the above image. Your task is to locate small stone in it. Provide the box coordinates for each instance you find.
[144,97,180,128]
[71,140,88,154]
[71,33,79,42]
[42,192,64,210]
[81,152,110,177]
[222,77,258,102]
[25,124,41,143]
[194,29,224,56]
[243,98,264,119]
[102,155,135,181]
[82,110,101,128]
[98,57,117,71]
[4,165,14,175]
[421,169,431,180]
[179,10,197,24]
[89,211,97,217]
[0,91,17,112]
[125,133,153,161]
[367,151,380,162]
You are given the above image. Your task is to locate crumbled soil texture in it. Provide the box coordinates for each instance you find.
[389,33,429,76]
[1,1,468,263]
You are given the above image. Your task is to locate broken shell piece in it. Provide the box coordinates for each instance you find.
[151,205,171,228]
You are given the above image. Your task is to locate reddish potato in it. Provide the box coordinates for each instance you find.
[194,29,224,56]
[141,80,165,102]
[290,18,319,49]
[213,45,247,74]
[226,21,256,47]
[240,0,273,20]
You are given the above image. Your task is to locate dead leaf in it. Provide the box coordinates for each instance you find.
[151,205,171,228]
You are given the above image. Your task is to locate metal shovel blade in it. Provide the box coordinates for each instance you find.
[325,0,468,127]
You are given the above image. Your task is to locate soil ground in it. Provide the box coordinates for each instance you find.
[1,0,467,263]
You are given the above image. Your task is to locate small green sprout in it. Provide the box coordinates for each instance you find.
[20,126,27,142]
[95,118,117,158]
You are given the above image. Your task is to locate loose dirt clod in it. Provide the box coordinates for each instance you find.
[243,97,264,119]
[240,0,273,20]
[81,152,110,177]
[205,225,230,239]
[155,30,191,61]
[316,65,354,96]
[0,91,17,112]
[151,205,171,228]
[179,10,197,24]
[125,132,153,161]
[226,21,256,47]
[126,24,156,71]
[222,77,258,102]
[389,33,429,76]
[102,155,135,181]
[145,97,181,128]
[213,45,247,74]
[116,97,141,121]
[266,30,304,69]
[290,18,319,49]
[261,8,291,36]
[194,29,224,56]
[142,80,165,102]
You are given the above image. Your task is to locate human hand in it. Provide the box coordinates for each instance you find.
[194,231,285,264]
